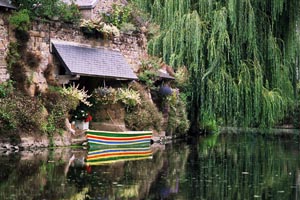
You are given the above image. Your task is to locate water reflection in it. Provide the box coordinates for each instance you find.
[86,146,153,165]
[0,132,300,199]
[182,133,300,200]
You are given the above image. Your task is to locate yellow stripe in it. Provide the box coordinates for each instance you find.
[86,156,153,165]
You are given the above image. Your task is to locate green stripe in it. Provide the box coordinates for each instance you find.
[86,131,152,138]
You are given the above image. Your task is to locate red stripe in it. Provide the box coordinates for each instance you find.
[87,135,151,141]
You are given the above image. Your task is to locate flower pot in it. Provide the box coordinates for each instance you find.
[159,86,173,96]
[75,121,89,130]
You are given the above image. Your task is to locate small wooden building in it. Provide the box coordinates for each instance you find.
[50,39,137,89]
[62,0,99,19]
[0,0,16,10]
[50,39,138,131]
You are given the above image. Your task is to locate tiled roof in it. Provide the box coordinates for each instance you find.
[51,40,137,80]
[0,0,16,9]
[158,69,175,80]
[62,0,98,9]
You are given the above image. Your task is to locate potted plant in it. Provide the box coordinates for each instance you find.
[73,109,92,130]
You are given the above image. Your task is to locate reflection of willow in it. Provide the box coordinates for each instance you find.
[147,143,190,199]
[164,143,189,194]
[0,148,82,200]
[297,170,300,199]
[185,133,300,200]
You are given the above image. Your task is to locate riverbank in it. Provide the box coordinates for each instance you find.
[0,131,86,151]
[0,129,173,150]
[221,127,300,137]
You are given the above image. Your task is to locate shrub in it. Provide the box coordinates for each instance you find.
[80,19,120,38]
[137,56,165,88]
[41,87,80,133]
[6,42,20,71]
[125,100,163,132]
[0,81,14,98]
[58,2,81,24]
[93,87,118,105]
[60,83,92,107]
[103,4,132,28]
[0,108,17,131]
[166,93,190,137]
[93,87,141,108]
[138,70,158,88]
[14,0,81,24]
[72,108,92,122]
[10,61,27,91]
[9,9,30,31]
[120,22,137,34]
[15,96,45,132]
[0,92,46,133]
[125,82,163,132]
[117,88,141,108]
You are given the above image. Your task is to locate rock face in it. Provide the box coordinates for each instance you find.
[0,12,10,83]
[0,0,150,147]
[26,21,146,88]
[0,131,87,150]
[1,0,148,88]
[90,102,127,131]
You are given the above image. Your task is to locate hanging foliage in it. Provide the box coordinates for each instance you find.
[132,0,300,132]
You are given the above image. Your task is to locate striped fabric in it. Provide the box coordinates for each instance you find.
[86,147,152,165]
[86,130,152,146]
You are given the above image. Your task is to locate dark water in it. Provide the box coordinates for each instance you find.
[1,132,300,200]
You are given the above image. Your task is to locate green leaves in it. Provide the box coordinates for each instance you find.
[9,9,30,31]
[117,88,141,108]
[12,0,81,23]
[134,0,300,130]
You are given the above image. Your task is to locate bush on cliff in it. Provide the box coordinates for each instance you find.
[125,82,163,132]
[12,0,81,23]
[0,91,45,134]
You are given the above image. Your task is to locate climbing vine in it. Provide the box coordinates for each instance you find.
[132,0,300,132]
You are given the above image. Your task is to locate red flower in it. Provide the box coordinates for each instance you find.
[85,113,92,122]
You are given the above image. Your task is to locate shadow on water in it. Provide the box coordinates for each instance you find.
[1,130,300,199]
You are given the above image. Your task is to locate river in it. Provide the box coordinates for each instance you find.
[0,131,300,199]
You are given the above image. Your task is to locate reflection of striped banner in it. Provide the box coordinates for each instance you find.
[86,147,153,165]
[86,130,152,146]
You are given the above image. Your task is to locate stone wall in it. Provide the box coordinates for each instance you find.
[0,12,10,83]
[1,0,147,87]
[93,0,124,18]
[27,20,146,86]
[90,102,127,131]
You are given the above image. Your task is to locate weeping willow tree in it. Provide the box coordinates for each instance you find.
[133,0,300,132]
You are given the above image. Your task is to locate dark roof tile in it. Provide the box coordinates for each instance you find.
[0,0,16,9]
[158,69,175,80]
[62,0,98,9]
[51,40,137,80]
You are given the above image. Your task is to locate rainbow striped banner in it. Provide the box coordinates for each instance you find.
[86,130,152,147]
[86,146,152,165]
